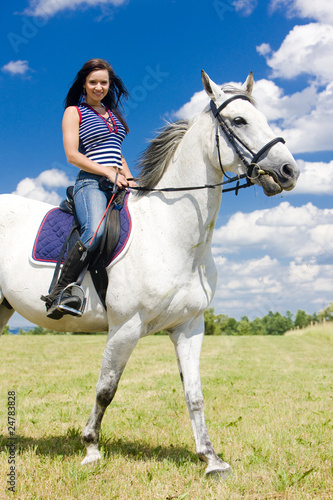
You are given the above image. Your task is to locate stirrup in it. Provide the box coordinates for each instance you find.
[49,283,86,318]
[57,283,86,317]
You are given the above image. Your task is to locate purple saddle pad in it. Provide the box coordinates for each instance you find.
[32,192,132,266]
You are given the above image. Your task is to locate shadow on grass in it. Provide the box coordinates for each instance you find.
[0,428,199,467]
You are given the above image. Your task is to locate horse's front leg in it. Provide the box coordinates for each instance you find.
[170,316,232,478]
[81,316,141,465]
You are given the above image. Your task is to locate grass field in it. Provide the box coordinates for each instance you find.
[1,325,333,499]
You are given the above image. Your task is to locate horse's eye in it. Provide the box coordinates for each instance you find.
[233,117,247,126]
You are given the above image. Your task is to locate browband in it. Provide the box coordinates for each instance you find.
[210,95,252,117]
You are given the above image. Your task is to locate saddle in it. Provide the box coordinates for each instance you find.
[33,184,131,310]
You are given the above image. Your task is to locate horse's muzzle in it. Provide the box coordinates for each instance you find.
[252,159,299,195]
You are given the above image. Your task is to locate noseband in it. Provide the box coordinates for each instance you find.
[210,95,285,181]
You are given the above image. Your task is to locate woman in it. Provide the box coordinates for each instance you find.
[42,59,136,319]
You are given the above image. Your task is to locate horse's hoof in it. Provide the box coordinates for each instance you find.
[81,449,101,465]
[205,465,233,480]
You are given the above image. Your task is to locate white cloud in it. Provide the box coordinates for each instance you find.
[270,0,333,25]
[256,43,271,56]
[250,78,333,154]
[259,23,333,84]
[253,3,333,156]
[252,77,318,124]
[12,169,73,205]
[172,90,209,120]
[24,0,127,17]
[1,60,31,75]
[37,169,72,188]
[271,82,333,153]
[232,0,258,16]
[293,160,333,194]
[211,253,333,318]
[253,3,333,155]
[211,201,333,318]
[213,202,333,259]
[231,77,333,155]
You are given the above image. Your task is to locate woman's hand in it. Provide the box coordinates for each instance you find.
[106,170,129,189]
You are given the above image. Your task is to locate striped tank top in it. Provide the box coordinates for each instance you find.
[76,103,126,169]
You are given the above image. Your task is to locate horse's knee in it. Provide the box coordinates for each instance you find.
[96,387,114,408]
[96,376,118,408]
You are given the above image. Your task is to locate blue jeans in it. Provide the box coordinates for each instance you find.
[74,171,113,252]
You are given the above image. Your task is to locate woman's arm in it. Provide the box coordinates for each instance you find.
[121,155,137,187]
[62,107,128,188]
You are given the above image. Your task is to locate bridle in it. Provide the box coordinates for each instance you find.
[210,95,286,190]
[130,94,286,195]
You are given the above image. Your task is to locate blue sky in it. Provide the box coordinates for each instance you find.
[1,0,332,328]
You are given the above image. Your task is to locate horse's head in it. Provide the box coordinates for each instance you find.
[202,71,300,196]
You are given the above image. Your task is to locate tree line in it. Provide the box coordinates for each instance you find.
[204,302,333,336]
[3,302,332,336]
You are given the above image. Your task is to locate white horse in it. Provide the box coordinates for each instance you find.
[0,72,299,478]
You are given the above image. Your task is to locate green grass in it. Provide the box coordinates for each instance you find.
[1,327,333,499]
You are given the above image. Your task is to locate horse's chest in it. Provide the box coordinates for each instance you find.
[139,271,215,333]
[156,263,216,314]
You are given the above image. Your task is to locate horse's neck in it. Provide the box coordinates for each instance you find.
[163,116,222,211]
[134,117,223,252]
[161,118,219,188]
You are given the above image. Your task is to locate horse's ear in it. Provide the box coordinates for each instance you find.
[201,70,223,100]
[242,72,254,95]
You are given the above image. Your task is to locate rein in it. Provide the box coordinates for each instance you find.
[129,174,250,195]
[130,95,286,196]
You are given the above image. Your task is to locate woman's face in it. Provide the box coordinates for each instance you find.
[83,69,110,104]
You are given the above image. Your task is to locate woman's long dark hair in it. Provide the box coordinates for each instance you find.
[64,58,130,132]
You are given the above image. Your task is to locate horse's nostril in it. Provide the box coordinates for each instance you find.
[281,164,293,178]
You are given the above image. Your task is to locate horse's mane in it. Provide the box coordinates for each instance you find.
[136,85,254,194]
[136,120,191,194]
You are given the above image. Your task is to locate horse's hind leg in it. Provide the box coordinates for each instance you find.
[170,316,232,479]
[81,317,141,465]
[0,296,15,336]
